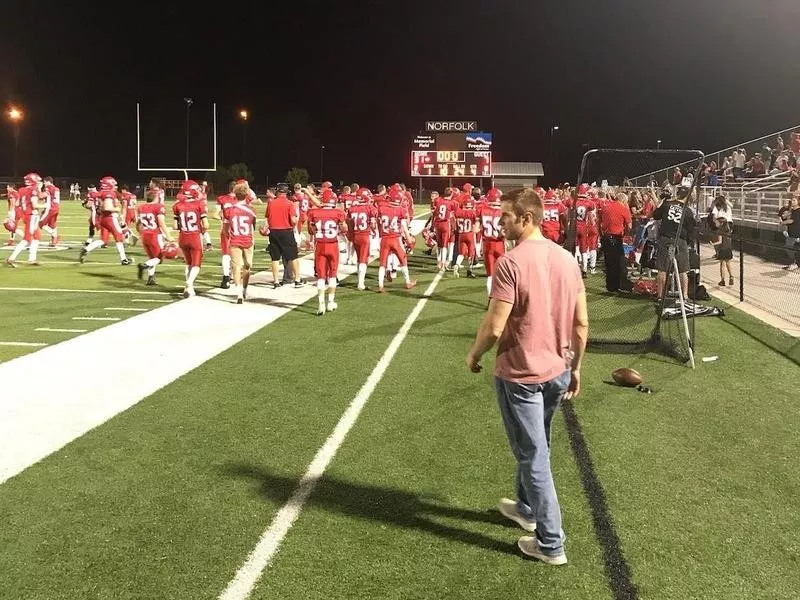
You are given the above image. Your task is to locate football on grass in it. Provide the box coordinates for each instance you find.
[612,368,642,387]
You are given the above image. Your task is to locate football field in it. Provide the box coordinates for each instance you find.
[2,200,799,599]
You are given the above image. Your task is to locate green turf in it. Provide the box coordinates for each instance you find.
[2,212,800,599]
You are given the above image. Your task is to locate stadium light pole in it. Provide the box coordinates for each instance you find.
[549,125,559,183]
[183,98,193,168]
[657,139,662,149]
[6,106,23,178]
[239,109,249,164]
[320,144,325,181]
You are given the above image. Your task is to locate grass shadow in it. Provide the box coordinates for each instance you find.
[222,463,518,556]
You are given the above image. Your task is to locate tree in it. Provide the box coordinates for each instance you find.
[204,163,254,195]
[285,167,310,187]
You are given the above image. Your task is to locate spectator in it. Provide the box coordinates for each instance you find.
[712,218,734,287]
[733,148,746,181]
[780,196,800,271]
[709,192,734,232]
[466,187,587,566]
[599,191,633,292]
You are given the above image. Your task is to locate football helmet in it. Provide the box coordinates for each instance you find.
[99,176,118,191]
[162,241,179,259]
[23,172,42,187]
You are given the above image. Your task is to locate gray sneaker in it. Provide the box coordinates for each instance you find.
[517,536,567,565]
[497,498,536,532]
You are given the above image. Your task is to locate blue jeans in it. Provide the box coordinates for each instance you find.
[495,371,570,555]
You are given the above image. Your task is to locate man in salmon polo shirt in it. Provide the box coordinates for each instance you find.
[466,187,589,566]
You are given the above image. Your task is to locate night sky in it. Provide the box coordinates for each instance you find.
[2,0,799,187]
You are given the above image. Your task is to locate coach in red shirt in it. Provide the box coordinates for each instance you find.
[599,191,633,292]
[264,184,302,288]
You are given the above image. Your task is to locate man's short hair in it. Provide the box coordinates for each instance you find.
[233,183,249,200]
[503,188,543,225]
[276,183,289,194]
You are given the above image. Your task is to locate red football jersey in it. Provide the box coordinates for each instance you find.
[432,197,456,224]
[377,204,407,239]
[173,199,207,238]
[339,193,357,212]
[454,207,478,236]
[120,190,136,211]
[541,199,565,239]
[308,207,346,243]
[45,184,61,209]
[17,186,40,217]
[96,190,120,215]
[478,205,503,241]
[137,202,165,235]
[575,198,596,225]
[223,202,257,247]
[349,203,377,234]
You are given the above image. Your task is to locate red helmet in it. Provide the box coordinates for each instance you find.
[181,180,202,199]
[162,241,179,259]
[321,189,337,207]
[357,187,372,199]
[403,234,416,252]
[388,188,403,204]
[486,187,502,204]
[421,228,436,248]
[462,183,474,193]
[577,183,590,197]
[258,223,269,237]
[99,176,118,191]
[3,218,16,233]
[24,173,42,187]
[544,189,556,201]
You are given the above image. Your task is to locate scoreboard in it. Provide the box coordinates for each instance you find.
[411,151,492,177]
[410,129,493,177]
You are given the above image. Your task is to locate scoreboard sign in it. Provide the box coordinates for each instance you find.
[412,135,436,150]
[411,151,492,177]
[425,121,478,132]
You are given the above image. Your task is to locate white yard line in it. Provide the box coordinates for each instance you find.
[131,299,172,303]
[217,271,444,600]
[35,328,88,333]
[103,307,148,312]
[0,263,358,486]
[0,342,47,347]
[72,317,121,322]
[0,287,174,295]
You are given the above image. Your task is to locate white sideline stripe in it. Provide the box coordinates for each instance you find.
[132,299,172,303]
[72,317,121,322]
[35,328,87,333]
[103,307,148,312]
[0,287,173,295]
[0,342,47,347]
[217,271,444,600]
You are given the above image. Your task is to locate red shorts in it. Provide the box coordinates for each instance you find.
[22,215,41,243]
[434,222,451,248]
[352,233,371,264]
[220,231,231,255]
[15,208,24,224]
[379,236,406,268]
[141,234,163,260]
[458,234,476,259]
[40,209,59,229]
[179,234,203,267]
[99,215,125,243]
[577,226,595,253]
[125,209,136,226]
[483,239,506,276]
[314,242,340,280]
[296,214,308,234]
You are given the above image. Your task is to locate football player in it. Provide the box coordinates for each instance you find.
[308,189,348,315]
[173,180,209,298]
[79,176,131,265]
[136,188,173,285]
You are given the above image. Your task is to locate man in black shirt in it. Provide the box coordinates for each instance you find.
[780,196,800,270]
[652,179,697,301]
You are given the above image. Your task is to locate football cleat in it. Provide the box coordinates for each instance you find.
[121,258,133,266]
[5,259,17,268]
[317,304,326,316]
[328,301,338,312]
[137,264,147,280]
[236,297,243,305]
[221,276,231,289]
[78,248,87,263]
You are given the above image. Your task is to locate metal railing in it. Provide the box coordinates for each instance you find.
[629,124,800,187]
